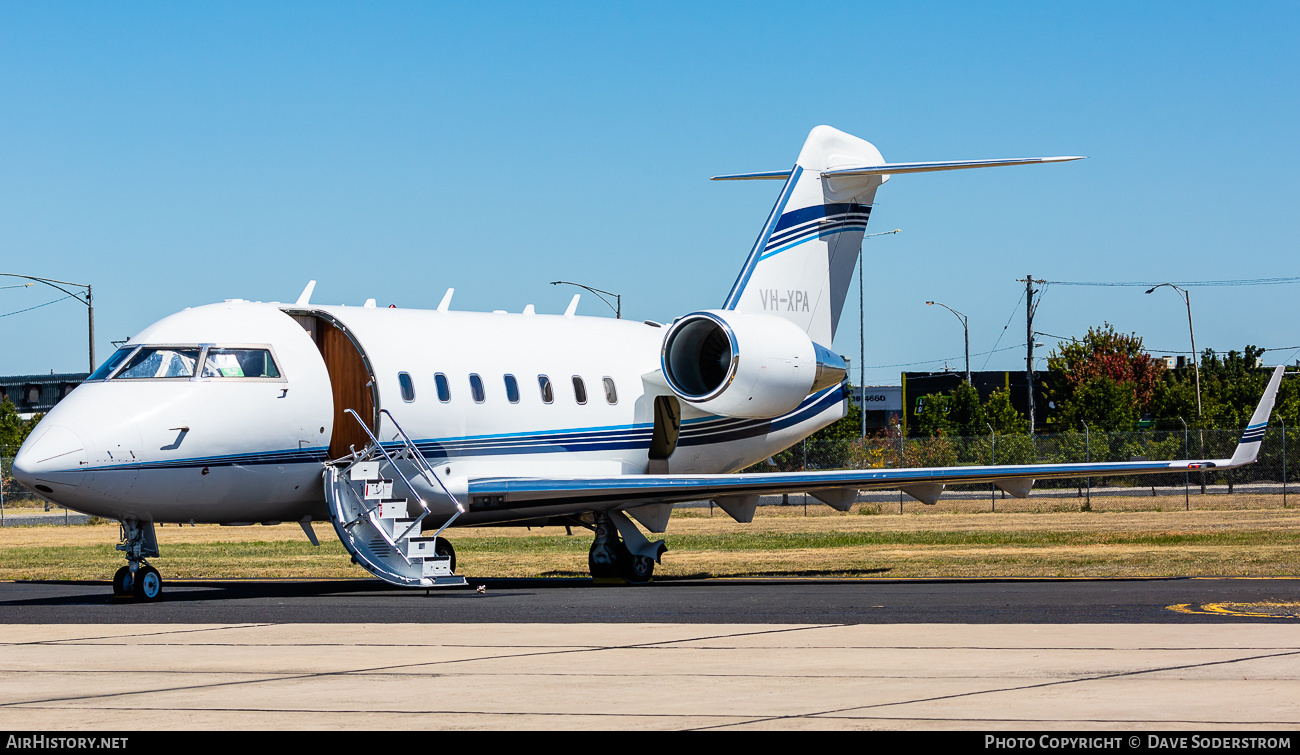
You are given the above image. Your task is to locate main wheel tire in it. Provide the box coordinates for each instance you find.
[112,566,133,597]
[434,539,456,573]
[588,518,625,579]
[623,554,655,584]
[132,565,162,601]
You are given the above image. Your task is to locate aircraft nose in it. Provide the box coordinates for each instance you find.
[12,425,87,495]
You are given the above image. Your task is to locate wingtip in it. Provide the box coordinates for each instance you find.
[1227,364,1288,465]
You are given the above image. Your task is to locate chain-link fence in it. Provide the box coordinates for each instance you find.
[754,427,1300,505]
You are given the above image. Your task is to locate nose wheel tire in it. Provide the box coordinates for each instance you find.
[132,565,163,601]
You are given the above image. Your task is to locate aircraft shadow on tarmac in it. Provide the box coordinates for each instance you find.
[1,569,900,606]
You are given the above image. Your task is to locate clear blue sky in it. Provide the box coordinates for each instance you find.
[2,2,1298,384]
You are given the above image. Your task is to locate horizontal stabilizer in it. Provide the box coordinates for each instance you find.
[710,170,797,181]
[712,156,1083,182]
[821,156,1084,178]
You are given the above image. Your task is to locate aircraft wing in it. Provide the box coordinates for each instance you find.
[468,366,1285,513]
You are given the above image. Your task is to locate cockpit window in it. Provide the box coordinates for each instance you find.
[202,348,281,379]
[88,347,135,381]
[115,347,202,379]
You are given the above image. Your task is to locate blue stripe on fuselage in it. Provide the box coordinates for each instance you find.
[81,385,847,471]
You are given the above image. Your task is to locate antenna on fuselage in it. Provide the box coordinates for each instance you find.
[437,288,454,312]
[564,294,580,318]
[295,280,316,306]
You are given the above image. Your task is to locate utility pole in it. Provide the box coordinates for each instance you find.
[0,274,94,372]
[1019,275,1044,433]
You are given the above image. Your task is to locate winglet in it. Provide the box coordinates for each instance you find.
[1228,365,1286,466]
[295,280,316,306]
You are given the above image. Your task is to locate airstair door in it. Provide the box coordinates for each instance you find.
[288,312,377,460]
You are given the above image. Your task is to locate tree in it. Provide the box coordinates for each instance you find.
[984,387,1028,434]
[915,391,953,437]
[0,399,36,456]
[947,381,987,437]
[1059,375,1140,431]
[1046,323,1164,430]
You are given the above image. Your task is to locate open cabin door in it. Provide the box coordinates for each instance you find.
[288,312,377,460]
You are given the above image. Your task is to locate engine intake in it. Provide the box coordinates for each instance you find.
[660,310,846,419]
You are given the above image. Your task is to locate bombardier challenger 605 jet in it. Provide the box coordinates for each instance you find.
[14,125,1286,600]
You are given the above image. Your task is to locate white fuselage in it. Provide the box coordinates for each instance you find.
[14,300,846,526]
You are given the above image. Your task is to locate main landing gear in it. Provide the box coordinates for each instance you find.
[587,511,666,584]
[112,519,162,601]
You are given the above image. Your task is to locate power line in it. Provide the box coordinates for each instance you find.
[1046,276,1300,288]
[980,289,1025,371]
[868,343,1025,370]
[0,294,76,319]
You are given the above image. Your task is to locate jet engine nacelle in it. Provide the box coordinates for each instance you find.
[660,310,847,419]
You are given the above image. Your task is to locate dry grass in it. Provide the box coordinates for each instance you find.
[0,498,1297,581]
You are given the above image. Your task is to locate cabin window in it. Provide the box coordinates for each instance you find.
[572,376,587,405]
[398,372,415,402]
[116,347,202,379]
[504,374,520,403]
[538,375,553,404]
[469,374,485,403]
[603,377,618,404]
[435,373,451,402]
[88,347,135,381]
[202,348,280,379]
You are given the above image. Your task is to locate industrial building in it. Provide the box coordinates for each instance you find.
[0,373,89,420]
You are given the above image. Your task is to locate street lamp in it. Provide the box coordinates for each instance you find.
[925,300,970,385]
[0,274,94,373]
[1144,283,1201,420]
[550,281,621,319]
[858,229,901,437]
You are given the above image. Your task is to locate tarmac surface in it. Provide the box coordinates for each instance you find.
[0,620,1297,731]
[3,576,1300,624]
[1,577,1298,730]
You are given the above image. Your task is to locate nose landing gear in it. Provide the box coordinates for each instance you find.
[113,520,163,601]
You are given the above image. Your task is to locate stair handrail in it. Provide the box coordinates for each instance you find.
[344,408,465,544]
[377,409,466,543]
[343,409,431,520]
[378,408,467,515]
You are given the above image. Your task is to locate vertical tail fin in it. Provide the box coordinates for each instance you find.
[720,126,886,346]
[715,126,1083,345]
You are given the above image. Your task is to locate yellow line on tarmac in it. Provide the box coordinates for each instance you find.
[1166,601,1300,618]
